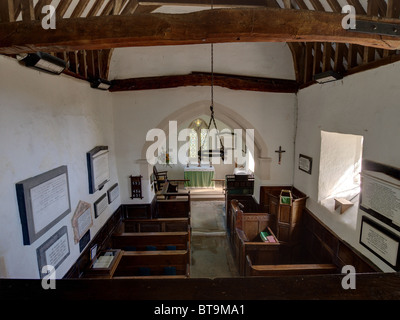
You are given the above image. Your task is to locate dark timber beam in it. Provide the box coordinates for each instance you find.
[137,0,268,6]
[109,72,299,93]
[1,8,400,54]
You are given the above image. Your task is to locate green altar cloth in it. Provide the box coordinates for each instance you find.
[184,166,215,188]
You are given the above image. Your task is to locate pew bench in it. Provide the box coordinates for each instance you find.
[112,231,190,251]
[235,227,280,276]
[230,199,279,275]
[113,250,190,278]
[245,255,338,276]
[118,217,190,233]
[156,190,191,218]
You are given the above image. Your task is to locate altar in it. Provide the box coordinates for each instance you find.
[184,165,215,188]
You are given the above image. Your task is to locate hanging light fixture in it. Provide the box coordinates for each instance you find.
[198,0,225,163]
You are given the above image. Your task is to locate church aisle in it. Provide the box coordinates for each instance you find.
[189,201,239,278]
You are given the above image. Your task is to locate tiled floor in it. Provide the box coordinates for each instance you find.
[189,201,239,278]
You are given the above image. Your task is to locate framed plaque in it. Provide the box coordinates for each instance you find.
[87,146,110,194]
[36,226,70,278]
[16,166,71,245]
[71,201,93,244]
[107,183,119,204]
[94,194,108,218]
[360,216,400,270]
[299,154,312,174]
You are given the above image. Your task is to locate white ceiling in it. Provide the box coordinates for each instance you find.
[109,42,296,80]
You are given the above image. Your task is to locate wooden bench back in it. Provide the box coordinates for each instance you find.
[157,194,191,218]
[232,199,271,241]
[112,232,189,251]
[245,255,338,276]
[114,250,189,277]
[121,218,190,233]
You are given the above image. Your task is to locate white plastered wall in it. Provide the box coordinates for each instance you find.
[294,61,400,272]
[111,86,297,204]
[0,55,120,279]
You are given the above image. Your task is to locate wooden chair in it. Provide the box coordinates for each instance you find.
[153,166,168,191]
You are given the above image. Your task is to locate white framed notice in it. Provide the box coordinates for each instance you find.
[361,170,400,226]
[16,166,71,245]
[360,216,400,270]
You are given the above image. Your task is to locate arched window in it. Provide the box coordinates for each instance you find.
[188,118,208,159]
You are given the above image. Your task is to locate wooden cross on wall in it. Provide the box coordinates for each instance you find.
[275,146,286,165]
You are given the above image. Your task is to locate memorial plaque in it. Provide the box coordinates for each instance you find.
[87,146,110,194]
[361,170,400,226]
[36,226,70,278]
[71,201,93,244]
[94,194,108,218]
[107,183,119,204]
[360,216,400,270]
[16,166,71,245]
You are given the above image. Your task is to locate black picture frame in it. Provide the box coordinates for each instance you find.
[299,154,313,174]
[16,166,71,245]
[94,193,108,218]
[107,183,119,204]
[87,146,110,194]
[360,216,400,271]
[36,226,70,278]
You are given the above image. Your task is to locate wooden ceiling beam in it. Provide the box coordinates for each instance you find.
[70,0,91,18]
[109,72,299,93]
[20,0,34,21]
[137,0,268,6]
[347,0,366,15]
[121,0,139,14]
[55,0,74,19]
[2,8,400,55]
[34,0,52,20]
[0,0,16,22]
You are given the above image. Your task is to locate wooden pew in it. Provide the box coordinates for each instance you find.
[156,191,191,219]
[112,231,190,251]
[119,217,190,233]
[113,250,190,278]
[245,255,338,277]
[231,200,279,275]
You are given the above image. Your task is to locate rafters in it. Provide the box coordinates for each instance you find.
[1,0,400,91]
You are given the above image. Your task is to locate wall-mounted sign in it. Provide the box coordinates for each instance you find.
[16,166,71,245]
[87,146,110,194]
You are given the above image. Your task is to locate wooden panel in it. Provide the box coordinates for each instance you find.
[5,273,400,300]
[112,232,189,251]
[278,205,291,223]
[302,209,379,272]
[114,250,189,277]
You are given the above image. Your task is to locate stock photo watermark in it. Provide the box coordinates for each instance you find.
[41,5,56,30]
[342,5,356,30]
[145,121,255,166]
[41,265,56,290]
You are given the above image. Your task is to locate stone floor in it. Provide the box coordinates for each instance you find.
[189,200,239,278]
